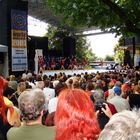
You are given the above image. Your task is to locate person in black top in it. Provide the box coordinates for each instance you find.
[0,76,21,140]
[128,85,140,110]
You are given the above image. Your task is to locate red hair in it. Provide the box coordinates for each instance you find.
[0,76,10,123]
[55,89,100,140]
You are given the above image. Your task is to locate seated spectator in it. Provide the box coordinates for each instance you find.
[98,110,140,140]
[55,89,100,140]
[7,88,55,140]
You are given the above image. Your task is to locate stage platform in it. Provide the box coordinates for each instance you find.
[43,69,110,76]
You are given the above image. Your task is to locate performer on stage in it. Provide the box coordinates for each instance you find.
[38,56,45,73]
[82,58,88,69]
[51,58,56,70]
[45,58,51,70]
[73,56,78,70]
[60,57,66,70]
[68,58,73,69]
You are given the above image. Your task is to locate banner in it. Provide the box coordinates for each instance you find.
[11,10,28,71]
[35,49,44,74]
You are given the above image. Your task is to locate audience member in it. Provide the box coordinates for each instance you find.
[108,86,130,112]
[55,88,100,140]
[7,88,55,140]
[128,85,140,109]
[98,110,140,140]
[43,80,55,110]
[0,76,20,140]
[93,89,117,129]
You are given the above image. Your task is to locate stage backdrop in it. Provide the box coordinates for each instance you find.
[11,9,28,71]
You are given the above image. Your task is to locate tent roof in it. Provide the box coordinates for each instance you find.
[27,0,97,32]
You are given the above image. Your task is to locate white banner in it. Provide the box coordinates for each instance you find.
[12,48,28,71]
[134,55,140,66]
[34,49,43,74]
[11,10,28,72]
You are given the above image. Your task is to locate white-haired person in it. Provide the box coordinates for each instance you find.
[98,110,140,140]
[7,88,55,140]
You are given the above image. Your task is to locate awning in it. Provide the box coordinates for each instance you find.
[0,45,8,52]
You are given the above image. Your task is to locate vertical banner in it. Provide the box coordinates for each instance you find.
[11,10,28,71]
[35,49,44,74]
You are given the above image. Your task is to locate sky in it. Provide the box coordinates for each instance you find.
[86,33,120,58]
[28,16,120,59]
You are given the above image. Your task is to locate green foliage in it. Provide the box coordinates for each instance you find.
[45,25,70,51]
[76,36,97,62]
[45,24,96,60]
[46,0,140,36]
[104,55,114,61]
[114,43,124,63]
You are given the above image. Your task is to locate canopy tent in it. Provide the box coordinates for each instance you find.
[26,0,97,33]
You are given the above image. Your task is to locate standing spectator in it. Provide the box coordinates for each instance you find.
[93,89,117,129]
[10,82,27,107]
[108,86,130,112]
[128,85,140,109]
[43,80,55,110]
[8,75,17,91]
[98,110,140,140]
[55,89,100,140]
[0,76,20,140]
[7,89,55,140]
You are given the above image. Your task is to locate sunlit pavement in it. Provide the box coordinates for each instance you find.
[43,69,112,76]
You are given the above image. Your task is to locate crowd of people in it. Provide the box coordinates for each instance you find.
[0,65,140,139]
[39,56,89,70]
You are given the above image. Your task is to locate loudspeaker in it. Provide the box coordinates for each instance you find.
[28,36,48,56]
[27,36,48,71]
[63,37,76,57]
[37,37,48,56]
[124,50,131,66]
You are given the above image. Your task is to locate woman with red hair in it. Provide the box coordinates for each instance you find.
[0,76,20,140]
[55,89,100,140]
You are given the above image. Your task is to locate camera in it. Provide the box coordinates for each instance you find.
[95,101,106,114]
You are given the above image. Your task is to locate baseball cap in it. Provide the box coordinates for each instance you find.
[114,86,122,96]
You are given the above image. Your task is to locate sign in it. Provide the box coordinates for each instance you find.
[11,10,28,71]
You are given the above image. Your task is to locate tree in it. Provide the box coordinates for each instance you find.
[45,24,96,61]
[105,55,114,61]
[114,44,124,63]
[75,35,96,61]
[46,0,140,36]
[46,24,70,51]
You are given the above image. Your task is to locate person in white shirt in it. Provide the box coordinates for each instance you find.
[48,82,67,114]
[43,80,55,110]
[108,86,130,112]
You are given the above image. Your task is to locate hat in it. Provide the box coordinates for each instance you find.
[114,86,122,96]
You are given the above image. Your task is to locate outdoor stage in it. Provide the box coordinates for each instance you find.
[43,69,110,76]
